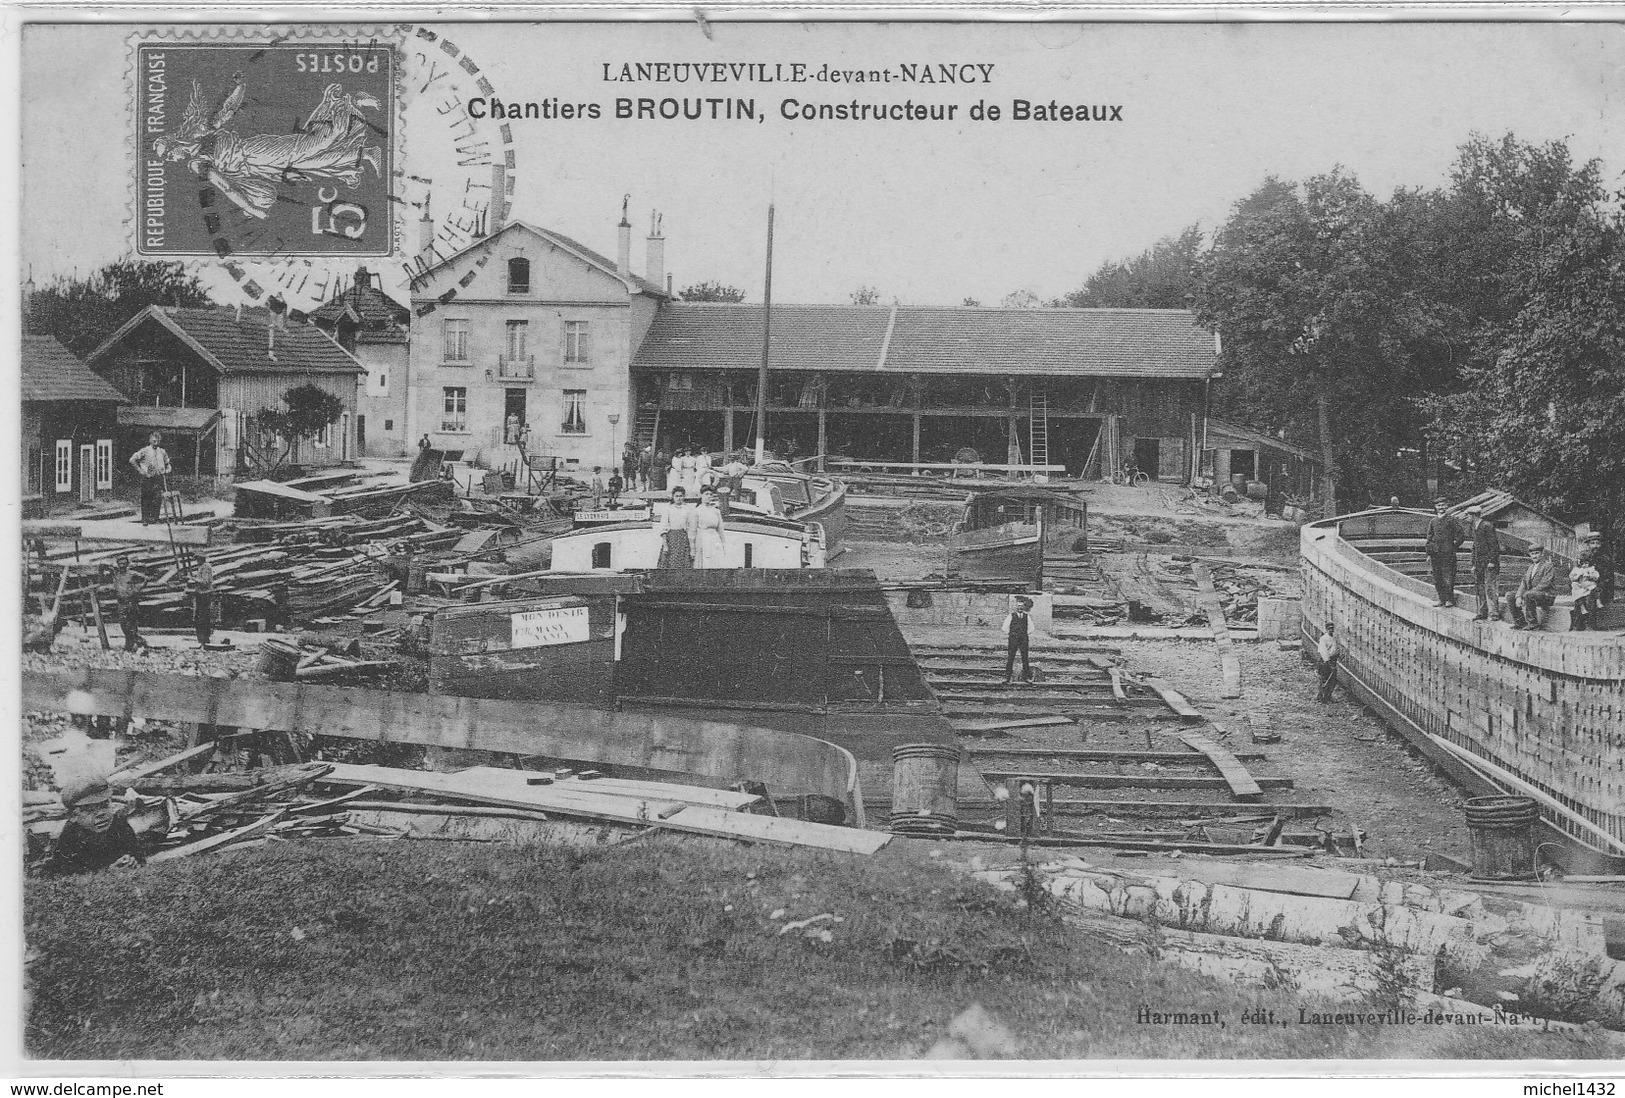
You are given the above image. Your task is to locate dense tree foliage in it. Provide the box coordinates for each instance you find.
[28,259,213,357]
[1187,135,1625,544]
[1055,225,1204,309]
[679,281,746,303]
[849,285,883,305]
[257,384,347,470]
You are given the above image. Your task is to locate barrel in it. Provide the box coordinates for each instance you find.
[890,743,960,836]
[1246,480,1269,501]
[1464,795,1541,880]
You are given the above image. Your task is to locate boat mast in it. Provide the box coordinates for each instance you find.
[755,202,775,466]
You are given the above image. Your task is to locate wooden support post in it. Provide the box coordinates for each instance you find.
[724,408,734,454]
[911,412,921,467]
[88,580,110,650]
[816,409,827,472]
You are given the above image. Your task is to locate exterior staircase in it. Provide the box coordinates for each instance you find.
[633,404,661,451]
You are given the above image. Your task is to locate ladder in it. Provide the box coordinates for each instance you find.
[1028,386,1050,475]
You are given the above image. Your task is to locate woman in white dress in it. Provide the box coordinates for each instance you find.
[674,448,695,495]
[695,451,718,495]
[690,487,729,569]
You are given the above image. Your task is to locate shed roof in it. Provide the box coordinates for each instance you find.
[1205,417,1322,464]
[21,335,128,404]
[632,304,1215,379]
[117,406,222,432]
[87,306,366,376]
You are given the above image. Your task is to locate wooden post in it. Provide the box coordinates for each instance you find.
[911,413,921,467]
[724,408,734,454]
[816,409,827,472]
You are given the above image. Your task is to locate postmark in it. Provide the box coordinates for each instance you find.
[134,38,395,258]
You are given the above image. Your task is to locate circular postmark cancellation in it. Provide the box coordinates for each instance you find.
[130,25,517,316]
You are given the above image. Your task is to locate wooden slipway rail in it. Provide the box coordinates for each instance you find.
[23,670,867,829]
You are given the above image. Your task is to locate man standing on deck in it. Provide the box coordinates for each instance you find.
[1467,505,1502,621]
[1315,622,1340,702]
[1425,497,1466,608]
[1002,596,1034,684]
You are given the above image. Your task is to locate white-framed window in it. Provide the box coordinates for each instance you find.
[506,319,529,360]
[563,321,591,366]
[54,439,72,493]
[315,421,331,448]
[666,372,694,391]
[94,439,113,490]
[561,389,587,434]
[442,387,469,433]
[443,318,470,362]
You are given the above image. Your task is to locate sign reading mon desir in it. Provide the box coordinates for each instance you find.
[510,605,590,649]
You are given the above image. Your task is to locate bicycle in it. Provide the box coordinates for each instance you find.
[1111,464,1151,487]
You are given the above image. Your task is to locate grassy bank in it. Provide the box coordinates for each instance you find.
[24,837,1614,1062]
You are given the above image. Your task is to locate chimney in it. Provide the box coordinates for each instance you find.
[645,210,665,289]
[418,194,434,258]
[489,163,507,237]
[354,265,372,292]
[21,270,35,336]
[616,194,631,278]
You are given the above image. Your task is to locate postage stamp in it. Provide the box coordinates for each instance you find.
[133,38,396,258]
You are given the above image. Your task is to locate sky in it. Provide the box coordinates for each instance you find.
[19,19,1625,309]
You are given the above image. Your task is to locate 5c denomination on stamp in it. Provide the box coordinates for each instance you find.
[135,39,395,257]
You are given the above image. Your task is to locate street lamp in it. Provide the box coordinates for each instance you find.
[607,413,620,466]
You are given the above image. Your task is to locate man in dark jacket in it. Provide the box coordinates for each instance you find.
[1467,505,1502,621]
[1509,545,1560,630]
[1424,498,1466,608]
[45,778,144,876]
[1002,596,1034,684]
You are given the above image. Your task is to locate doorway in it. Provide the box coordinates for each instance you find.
[505,389,528,444]
[1133,438,1161,480]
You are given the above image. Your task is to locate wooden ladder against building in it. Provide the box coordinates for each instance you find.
[633,403,661,452]
[1028,387,1050,476]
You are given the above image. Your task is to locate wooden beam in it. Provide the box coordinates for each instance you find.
[977,770,1294,791]
[967,747,1269,763]
[1139,676,1203,722]
[1191,562,1243,699]
[21,668,866,826]
[949,715,1074,734]
[1179,731,1264,801]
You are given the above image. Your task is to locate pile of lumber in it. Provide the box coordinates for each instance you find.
[234,473,450,520]
[259,638,398,681]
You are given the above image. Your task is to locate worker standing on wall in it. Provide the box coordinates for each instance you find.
[1315,622,1340,702]
[189,555,215,646]
[1001,596,1035,685]
[1467,505,1502,621]
[1424,497,1466,608]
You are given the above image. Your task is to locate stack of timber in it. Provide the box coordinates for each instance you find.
[234,473,451,520]
[1302,508,1625,872]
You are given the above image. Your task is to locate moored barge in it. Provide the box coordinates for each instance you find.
[1300,508,1625,871]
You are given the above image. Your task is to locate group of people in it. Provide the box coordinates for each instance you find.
[1424,496,1612,631]
[655,485,729,569]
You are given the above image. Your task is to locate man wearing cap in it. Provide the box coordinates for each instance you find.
[45,778,145,876]
[1467,505,1502,621]
[1509,544,1560,631]
[1001,596,1035,684]
[1424,497,1466,608]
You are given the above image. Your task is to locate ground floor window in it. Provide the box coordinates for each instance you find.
[54,439,72,493]
[95,439,113,490]
[562,389,587,434]
[442,387,468,433]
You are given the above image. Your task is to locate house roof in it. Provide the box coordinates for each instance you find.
[118,406,221,432]
[632,304,1216,379]
[21,335,128,404]
[410,220,670,300]
[87,306,366,376]
[1206,417,1322,464]
[311,274,409,331]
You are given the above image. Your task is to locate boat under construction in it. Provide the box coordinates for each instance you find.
[1300,507,1625,872]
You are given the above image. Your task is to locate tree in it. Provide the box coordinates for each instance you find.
[1194,171,1439,516]
[961,297,982,307]
[849,285,883,305]
[1055,224,1205,309]
[1416,135,1625,546]
[256,384,347,470]
[28,258,213,357]
[679,281,746,303]
[1001,289,1041,309]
